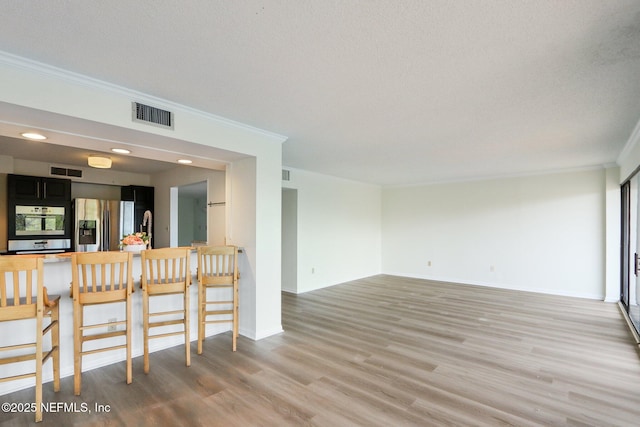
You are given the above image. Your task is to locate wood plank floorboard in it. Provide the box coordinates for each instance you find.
[1,274,640,426]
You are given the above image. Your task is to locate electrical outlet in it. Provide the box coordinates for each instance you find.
[107,318,117,332]
[311,267,315,274]
[427,261,432,267]
[490,265,495,272]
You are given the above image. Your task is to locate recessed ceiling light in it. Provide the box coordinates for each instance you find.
[21,132,47,140]
[111,148,131,154]
[177,159,193,164]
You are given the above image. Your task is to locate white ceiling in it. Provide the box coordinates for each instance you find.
[1,1,640,185]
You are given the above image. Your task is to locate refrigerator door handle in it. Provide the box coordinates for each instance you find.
[103,207,110,251]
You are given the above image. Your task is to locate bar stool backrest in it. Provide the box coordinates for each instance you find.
[71,251,133,304]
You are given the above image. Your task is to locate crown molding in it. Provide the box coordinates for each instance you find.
[384,164,609,189]
[0,50,287,143]
[617,115,640,165]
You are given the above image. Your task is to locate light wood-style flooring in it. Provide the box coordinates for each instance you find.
[2,275,640,426]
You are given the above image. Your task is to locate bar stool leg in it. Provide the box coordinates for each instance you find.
[184,289,191,366]
[126,296,132,384]
[73,305,83,396]
[143,289,150,374]
[51,305,61,392]
[197,285,204,355]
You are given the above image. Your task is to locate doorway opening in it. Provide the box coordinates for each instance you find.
[168,171,226,248]
[621,177,640,337]
[282,188,298,293]
[177,181,207,246]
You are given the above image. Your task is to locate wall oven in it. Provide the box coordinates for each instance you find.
[8,205,71,254]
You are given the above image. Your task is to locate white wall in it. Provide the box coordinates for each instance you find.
[71,182,121,201]
[382,168,607,299]
[282,168,382,293]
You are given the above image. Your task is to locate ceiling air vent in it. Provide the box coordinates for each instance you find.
[50,166,83,178]
[132,102,174,129]
[282,169,291,181]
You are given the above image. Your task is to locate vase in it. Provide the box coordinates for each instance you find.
[123,244,147,253]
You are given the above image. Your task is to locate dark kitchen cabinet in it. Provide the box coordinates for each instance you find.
[8,174,71,202]
[121,185,153,205]
[121,185,154,236]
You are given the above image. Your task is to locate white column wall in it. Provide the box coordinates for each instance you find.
[604,166,621,302]
[230,156,284,339]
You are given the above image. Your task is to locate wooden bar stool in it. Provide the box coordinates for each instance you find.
[71,251,133,395]
[140,247,191,373]
[196,245,239,353]
[0,256,60,422]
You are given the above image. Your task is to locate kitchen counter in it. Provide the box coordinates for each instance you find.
[0,248,237,396]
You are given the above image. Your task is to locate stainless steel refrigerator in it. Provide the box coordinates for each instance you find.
[73,198,136,252]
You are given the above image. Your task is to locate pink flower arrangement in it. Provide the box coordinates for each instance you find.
[120,232,149,246]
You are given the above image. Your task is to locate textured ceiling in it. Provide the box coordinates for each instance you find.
[1,1,640,185]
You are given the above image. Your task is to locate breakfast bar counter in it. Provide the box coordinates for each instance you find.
[0,249,234,396]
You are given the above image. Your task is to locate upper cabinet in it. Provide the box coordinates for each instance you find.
[121,185,154,234]
[8,174,71,202]
[121,185,154,205]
